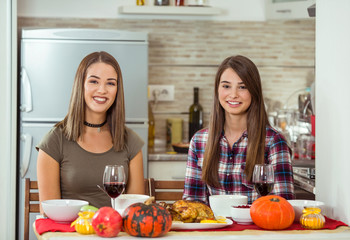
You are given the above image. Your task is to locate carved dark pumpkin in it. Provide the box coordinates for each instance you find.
[122,201,172,237]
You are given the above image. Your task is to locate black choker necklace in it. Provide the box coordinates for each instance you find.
[84,120,107,132]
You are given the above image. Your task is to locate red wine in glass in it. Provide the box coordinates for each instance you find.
[104,182,126,199]
[252,164,274,197]
[254,182,274,196]
[103,165,126,209]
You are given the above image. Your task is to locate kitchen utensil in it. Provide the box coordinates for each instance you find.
[114,194,150,215]
[97,184,109,195]
[209,195,248,217]
[296,133,315,160]
[252,164,274,197]
[41,199,88,223]
[288,200,325,222]
[172,142,189,153]
[230,205,253,225]
[103,165,126,211]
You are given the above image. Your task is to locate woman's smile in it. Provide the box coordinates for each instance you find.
[93,96,108,104]
[226,100,242,107]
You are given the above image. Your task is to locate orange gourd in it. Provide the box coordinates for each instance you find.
[250,195,295,230]
[122,201,172,237]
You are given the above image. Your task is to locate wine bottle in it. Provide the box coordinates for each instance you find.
[189,87,203,141]
[148,102,155,149]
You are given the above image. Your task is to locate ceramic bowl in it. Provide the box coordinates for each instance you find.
[41,199,88,223]
[230,205,253,225]
[288,200,326,222]
[209,195,248,217]
[172,143,190,153]
[114,194,150,215]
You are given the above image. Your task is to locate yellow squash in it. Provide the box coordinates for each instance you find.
[300,207,325,230]
[71,211,95,234]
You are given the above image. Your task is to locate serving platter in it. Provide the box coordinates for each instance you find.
[171,219,233,230]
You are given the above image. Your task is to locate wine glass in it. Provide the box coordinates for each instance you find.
[252,164,274,197]
[103,165,126,209]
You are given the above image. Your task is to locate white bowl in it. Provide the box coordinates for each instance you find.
[209,195,248,217]
[288,200,326,222]
[230,205,253,225]
[114,194,150,215]
[41,199,88,223]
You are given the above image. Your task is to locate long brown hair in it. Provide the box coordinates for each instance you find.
[202,55,269,187]
[55,51,127,151]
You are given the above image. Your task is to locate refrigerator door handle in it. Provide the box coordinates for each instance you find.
[20,67,33,112]
[20,133,33,178]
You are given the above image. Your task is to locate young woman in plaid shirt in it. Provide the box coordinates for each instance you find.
[183,55,295,204]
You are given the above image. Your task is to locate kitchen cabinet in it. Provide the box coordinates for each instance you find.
[265,0,315,19]
[149,160,187,180]
[148,149,187,180]
[119,5,221,16]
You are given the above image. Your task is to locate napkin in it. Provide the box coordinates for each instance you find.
[35,218,76,235]
[172,216,347,232]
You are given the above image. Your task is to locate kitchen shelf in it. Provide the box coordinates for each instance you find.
[119,5,222,16]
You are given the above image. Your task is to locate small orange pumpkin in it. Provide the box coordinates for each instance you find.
[250,195,295,230]
[122,200,172,237]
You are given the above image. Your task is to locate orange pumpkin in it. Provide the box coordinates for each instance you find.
[122,201,172,237]
[250,195,295,230]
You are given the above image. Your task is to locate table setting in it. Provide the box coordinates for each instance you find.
[33,165,349,240]
[33,193,349,240]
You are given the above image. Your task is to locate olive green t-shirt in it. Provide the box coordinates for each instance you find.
[36,126,144,208]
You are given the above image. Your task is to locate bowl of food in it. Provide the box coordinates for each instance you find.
[209,195,248,217]
[230,205,253,225]
[41,199,88,223]
[114,194,150,215]
[288,200,326,222]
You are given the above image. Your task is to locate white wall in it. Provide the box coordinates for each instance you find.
[17,0,266,21]
[316,0,350,224]
[0,0,17,239]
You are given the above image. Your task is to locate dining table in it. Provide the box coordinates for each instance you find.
[33,221,350,240]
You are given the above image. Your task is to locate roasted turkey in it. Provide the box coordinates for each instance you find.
[160,200,215,223]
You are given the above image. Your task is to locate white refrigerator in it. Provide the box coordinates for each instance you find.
[18,28,149,240]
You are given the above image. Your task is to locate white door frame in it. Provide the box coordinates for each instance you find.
[0,0,17,239]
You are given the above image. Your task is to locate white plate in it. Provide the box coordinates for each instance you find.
[171,219,233,230]
[232,218,253,225]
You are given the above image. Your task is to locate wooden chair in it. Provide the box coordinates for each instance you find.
[24,178,40,240]
[148,178,185,203]
[144,178,151,196]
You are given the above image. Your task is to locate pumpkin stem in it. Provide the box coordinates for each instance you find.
[270,197,281,202]
[145,196,155,205]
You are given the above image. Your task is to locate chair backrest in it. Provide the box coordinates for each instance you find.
[144,178,150,196]
[148,178,184,203]
[24,178,40,240]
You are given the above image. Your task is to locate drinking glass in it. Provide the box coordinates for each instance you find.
[103,165,126,209]
[252,164,274,197]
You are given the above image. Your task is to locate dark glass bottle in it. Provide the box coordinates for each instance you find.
[148,102,155,149]
[189,87,203,141]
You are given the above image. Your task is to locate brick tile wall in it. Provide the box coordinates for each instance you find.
[18,17,315,144]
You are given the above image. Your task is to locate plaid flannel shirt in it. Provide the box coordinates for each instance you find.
[183,126,295,204]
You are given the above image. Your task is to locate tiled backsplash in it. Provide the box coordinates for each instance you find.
[18,17,315,144]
